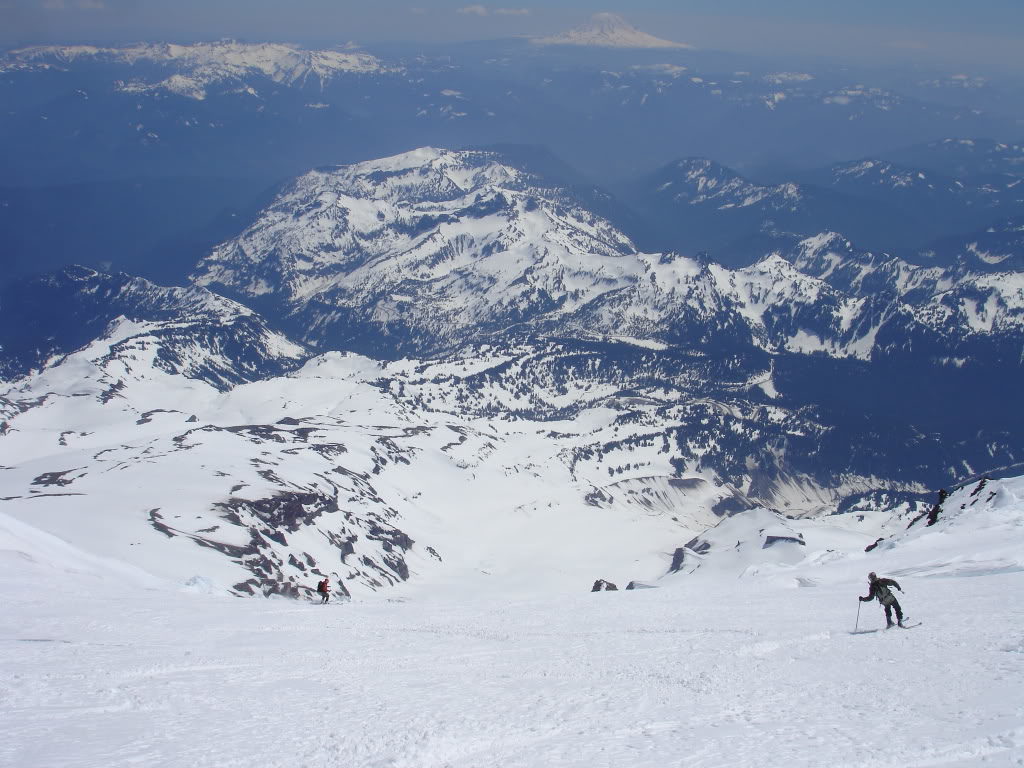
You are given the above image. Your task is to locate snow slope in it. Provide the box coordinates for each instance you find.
[1,476,1022,767]
[1,330,734,598]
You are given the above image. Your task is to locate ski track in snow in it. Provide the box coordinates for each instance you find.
[2,570,1022,768]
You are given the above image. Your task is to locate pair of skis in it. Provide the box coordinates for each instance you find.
[852,599,921,634]
[850,622,921,635]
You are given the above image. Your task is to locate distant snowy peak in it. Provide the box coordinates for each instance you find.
[825,159,971,199]
[653,158,803,210]
[885,138,1024,180]
[307,146,530,203]
[810,156,1024,225]
[834,159,937,187]
[193,147,661,354]
[534,13,692,49]
[1,41,391,99]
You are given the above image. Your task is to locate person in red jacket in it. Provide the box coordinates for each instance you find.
[860,572,905,628]
[316,577,330,604]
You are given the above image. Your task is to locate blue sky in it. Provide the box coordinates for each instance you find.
[2,0,1022,72]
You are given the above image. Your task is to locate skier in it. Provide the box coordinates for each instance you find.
[859,572,905,628]
[317,577,330,604]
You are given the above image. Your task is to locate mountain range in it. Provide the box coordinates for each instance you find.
[3,25,1024,768]
[1,31,1022,597]
[628,153,1024,261]
[2,34,1021,290]
[2,37,1017,186]
[2,145,1021,596]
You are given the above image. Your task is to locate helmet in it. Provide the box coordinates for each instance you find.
[868,572,877,581]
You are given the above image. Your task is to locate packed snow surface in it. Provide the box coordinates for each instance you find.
[2,477,1023,767]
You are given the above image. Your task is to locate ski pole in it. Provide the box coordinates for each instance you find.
[854,600,861,633]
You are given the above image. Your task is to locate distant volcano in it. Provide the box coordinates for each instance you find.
[533,12,692,49]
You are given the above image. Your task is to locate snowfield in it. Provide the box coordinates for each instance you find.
[2,478,1023,767]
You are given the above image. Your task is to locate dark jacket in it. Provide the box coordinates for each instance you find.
[861,577,901,605]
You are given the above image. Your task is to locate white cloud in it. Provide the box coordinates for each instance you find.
[457,4,489,15]
[495,8,530,15]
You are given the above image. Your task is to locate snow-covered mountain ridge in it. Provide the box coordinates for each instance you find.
[917,217,1024,273]
[0,266,308,386]
[788,231,1024,338]
[636,152,1024,259]
[888,138,1024,179]
[191,147,646,354]
[1,40,391,100]
[193,148,1024,365]
[809,157,1024,215]
[651,158,806,211]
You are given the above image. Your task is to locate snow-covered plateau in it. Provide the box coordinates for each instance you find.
[2,474,1022,767]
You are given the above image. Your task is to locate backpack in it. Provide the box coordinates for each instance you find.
[875,581,896,605]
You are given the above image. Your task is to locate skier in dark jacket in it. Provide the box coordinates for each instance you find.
[317,577,330,604]
[860,572,905,627]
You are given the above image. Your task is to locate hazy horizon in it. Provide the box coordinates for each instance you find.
[2,0,1024,75]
